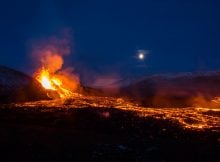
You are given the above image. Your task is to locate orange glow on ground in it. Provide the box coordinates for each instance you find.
[14,96,220,131]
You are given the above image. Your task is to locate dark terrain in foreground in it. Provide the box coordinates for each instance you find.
[0,104,219,162]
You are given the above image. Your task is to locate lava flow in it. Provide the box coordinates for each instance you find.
[35,67,74,98]
[13,95,220,131]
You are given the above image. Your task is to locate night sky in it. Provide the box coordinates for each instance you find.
[0,0,220,80]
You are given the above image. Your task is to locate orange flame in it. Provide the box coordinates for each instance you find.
[37,68,59,90]
[35,67,76,98]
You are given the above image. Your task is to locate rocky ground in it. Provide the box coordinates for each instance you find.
[0,100,219,162]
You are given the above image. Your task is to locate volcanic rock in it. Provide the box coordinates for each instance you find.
[0,65,49,103]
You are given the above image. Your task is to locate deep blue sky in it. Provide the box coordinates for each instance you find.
[0,0,220,78]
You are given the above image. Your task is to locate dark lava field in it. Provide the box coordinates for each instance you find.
[0,97,219,162]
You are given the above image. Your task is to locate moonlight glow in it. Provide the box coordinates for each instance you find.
[138,53,145,60]
[137,50,148,61]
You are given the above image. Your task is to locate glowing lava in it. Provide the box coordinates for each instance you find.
[14,96,220,131]
[35,67,73,98]
[38,68,57,90]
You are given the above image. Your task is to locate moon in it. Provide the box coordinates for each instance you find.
[138,53,145,60]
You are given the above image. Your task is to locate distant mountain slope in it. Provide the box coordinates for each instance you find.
[0,65,49,103]
[120,72,220,107]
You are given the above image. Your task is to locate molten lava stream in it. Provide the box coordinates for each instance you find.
[35,67,73,98]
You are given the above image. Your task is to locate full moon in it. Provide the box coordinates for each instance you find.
[138,53,145,60]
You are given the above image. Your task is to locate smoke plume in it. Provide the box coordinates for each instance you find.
[31,32,80,91]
